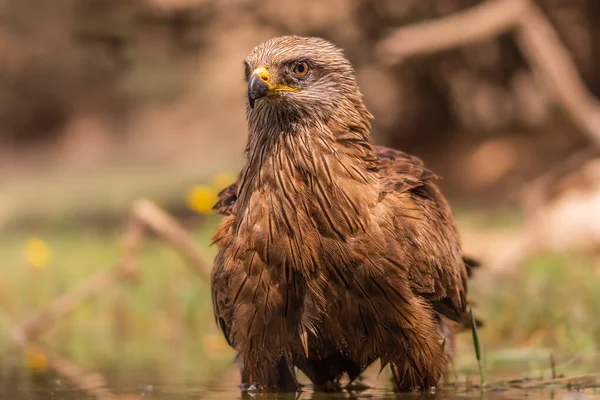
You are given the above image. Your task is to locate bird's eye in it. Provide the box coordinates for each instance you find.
[293,61,310,77]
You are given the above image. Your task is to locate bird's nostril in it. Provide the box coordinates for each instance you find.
[261,75,268,82]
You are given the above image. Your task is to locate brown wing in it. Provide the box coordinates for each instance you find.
[211,234,234,347]
[375,145,469,323]
[211,183,240,346]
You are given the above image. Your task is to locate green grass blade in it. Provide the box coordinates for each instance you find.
[470,306,486,387]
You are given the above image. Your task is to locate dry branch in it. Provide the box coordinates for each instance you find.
[515,4,600,144]
[9,196,223,397]
[376,0,526,63]
[12,198,210,344]
[12,268,124,345]
[376,0,600,269]
[376,0,600,146]
[131,198,212,278]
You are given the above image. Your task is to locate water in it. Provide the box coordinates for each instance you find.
[1,364,599,400]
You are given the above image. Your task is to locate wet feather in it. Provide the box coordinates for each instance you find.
[211,35,479,392]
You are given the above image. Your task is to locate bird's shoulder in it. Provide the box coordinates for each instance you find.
[374,145,438,198]
[213,146,436,215]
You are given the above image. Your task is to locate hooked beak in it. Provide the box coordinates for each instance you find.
[247,72,269,109]
[247,66,299,109]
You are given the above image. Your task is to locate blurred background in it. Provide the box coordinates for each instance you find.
[1,0,600,397]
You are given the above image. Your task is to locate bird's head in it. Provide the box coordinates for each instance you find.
[244,36,369,126]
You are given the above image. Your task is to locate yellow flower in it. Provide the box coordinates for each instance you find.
[23,345,48,373]
[185,185,217,214]
[211,172,236,192]
[24,237,50,269]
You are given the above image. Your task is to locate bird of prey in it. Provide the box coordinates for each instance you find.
[211,35,477,392]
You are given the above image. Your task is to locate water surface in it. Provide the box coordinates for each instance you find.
[1,364,598,400]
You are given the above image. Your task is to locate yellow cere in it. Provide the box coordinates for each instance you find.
[186,185,218,214]
[24,237,50,269]
[254,66,270,83]
[253,66,299,94]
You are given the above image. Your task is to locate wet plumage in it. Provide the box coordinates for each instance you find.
[211,36,476,392]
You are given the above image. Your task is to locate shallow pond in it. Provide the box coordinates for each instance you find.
[1,364,599,400]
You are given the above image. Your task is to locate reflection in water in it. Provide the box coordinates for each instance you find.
[2,360,600,400]
[0,346,599,400]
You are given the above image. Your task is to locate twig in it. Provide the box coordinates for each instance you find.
[12,268,124,345]
[517,374,600,389]
[12,198,211,343]
[376,0,600,270]
[376,0,526,63]
[376,0,600,146]
[515,3,600,144]
[131,198,212,278]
